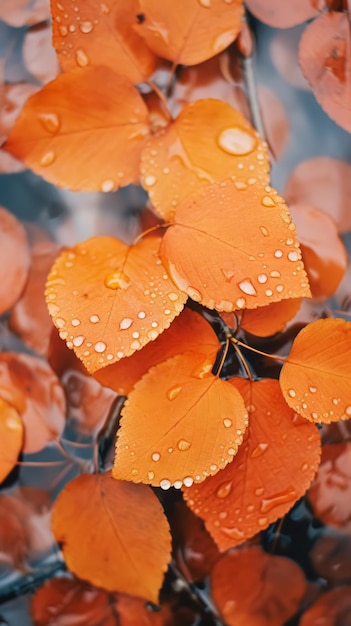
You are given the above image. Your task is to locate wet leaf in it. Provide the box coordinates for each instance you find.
[211,546,307,626]
[113,352,248,489]
[299,11,351,133]
[23,23,60,84]
[279,318,351,423]
[246,0,320,28]
[50,0,156,84]
[5,67,150,192]
[0,398,23,483]
[284,156,351,233]
[94,308,220,395]
[45,234,187,374]
[308,442,351,532]
[0,207,30,315]
[299,587,351,626]
[289,203,347,299]
[183,379,321,550]
[141,100,269,219]
[0,0,50,27]
[51,472,172,602]
[161,181,311,311]
[0,353,66,453]
[135,0,244,66]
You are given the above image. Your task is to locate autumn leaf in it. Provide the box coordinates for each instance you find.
[5,67,150,191]
[113,352,248,489]
[135,0,244,66]
[299,11,351,133]
[279,318,351,423]
[50,0,156,84]
[211,546,307,626]
[183,378,321,550]
[246,0,320,28]
[299,587,351,626]
[23,22,60,85]
[51,472,172,602]
[310,528,351,585]
[0,398,23,483]
[94,308,220,395]
[237,298,302,337]
[46,234,187,373]
[0,0,50,27]
[160,181,311,311]
[141,99,269,219]
[0,207,30,314]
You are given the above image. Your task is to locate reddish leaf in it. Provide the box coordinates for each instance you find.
[45,234,187,373]
[113,352,248,489]
[308,442,351,532]
[94,308,220,395]
[279,318,351,423]
[9,242,60,355]
[23,23,60,84]
[5,68,150,192]
[0,0,50,27]
[0,398,23,483]
[299,587,351,626]
[284,156,351,233]
[258,85,289,159]
[161,181,311,311]
[141,100,269,219]
[289,203,347,299]
[0,207,30,314]
[51,473,172,602]
[183,379,321,550]
[50,0,156,84]
[135,0,244,66]
[237,298,302,337]
[211,546,307,626]
[117,594,169,626]
[0,353,66,453]
[246,0,320,28]
[310,527,351,585]
[299,12,351,133]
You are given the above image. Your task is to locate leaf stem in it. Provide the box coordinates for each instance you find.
[231,337,285,362]
[241,11,266,141]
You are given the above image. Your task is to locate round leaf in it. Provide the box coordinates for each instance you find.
[246,0,319,28]
[299,587,351,626]
[0,207,30,315]
[0,398,23,483]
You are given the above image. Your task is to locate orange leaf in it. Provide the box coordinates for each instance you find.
[0,207,30,314]
[141,100,269,219]
[0,353,66,453]
[299,12,351,133]
[50,0,156,84]
[310,528,351,585]
[289,203,347,299]
[46,234,187,373]
[183,378,321,550]
[51,473,172,602]
[113,352,248,488]
[211,546,307,626]
[160,181,311,311]
[5,67,150,191]
[279,318,351,423]
[94,308,220,395]
[246,0,319,28]
[308,442,351,532]
[0,398,23,483]
[135,0,244,66]
[238,298,302,337]
[299,587,351,626]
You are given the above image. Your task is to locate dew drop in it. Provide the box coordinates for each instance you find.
[238,279,257,296]
[71,318,80,326]
[258,517,268,527]
[288,250,300,262]
[38,112,61,133]
[346,406,351,416]
[148,471,154,480]
[167,385,182,400]
[221,268,236,282]
[148,330,158,341]
[168,292,179,301]
[260,226,269,236]
[183,477,194,487]
[265,289,273,297]
[73,335,85,347]
[288,388,296,398]
[131,340,140,350]
[40,151,56,167]
[236,297,246,309]
[90,314,100,323]
[257,273,268,284]
[145,175,156,186]
[216,481,232,498]
[255,487,264,496]
[198,0,211,6]
[260,488,298,513]
[55,317,65,328]
[251,442,268,458]
[104,270,130,290]
[101,179,114,192]
[188,286,202,302]
[58,25,68,36]
[274,249,283,258]
[75,48,89,66]
[177,439,191,451]
[223,418,232,428]
[261,195,275,207]
[94,341,106,353]
[173,481,183,489]
[221,527,245,540]
[152,452,160,461]
[79,20,94,33]
[119,317,133,330]
[160,479,171,490]
[309,386,317,393]
[217,126,256,156]
[138,311,146,319]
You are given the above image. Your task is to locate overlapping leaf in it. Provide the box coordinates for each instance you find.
[135,0,244,66]
[236,298,302,337]
[183,379,321,550]
[0,398,23,483]
[299,587,351,626]
[94,308,220,395]
[280,318,351,423]
[160,181,311,311]
[0,0,50,27]
[141,100,269,218]
[5,67,150,191]
[246,0,320,28]
[0,207,30,314]
[50,0,156,84]
[45,234,187,373]
[113,352,248,488]
[51,472,172,602]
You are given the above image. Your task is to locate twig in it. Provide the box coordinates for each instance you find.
[97,396,126,471]
[169,562,224,626]
[0,560,66,604]
[240,11,266,141]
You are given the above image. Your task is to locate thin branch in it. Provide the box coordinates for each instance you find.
[169,562,224,626]
[240,11,266,141]
[97,396,126,471]
[0,560,66,604]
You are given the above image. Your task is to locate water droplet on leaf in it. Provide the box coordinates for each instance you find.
[217,126,256,155]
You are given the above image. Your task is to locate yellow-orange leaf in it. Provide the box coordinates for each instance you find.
[161,181,311,311]
[46,235,187,374]
[50,0,156,84]
[211,547,307,626]
[113,352,248,489]
[94,308,220,395]
[135,0,244,66]
[280,318,351,423]
[141,100,269,219]
[5,67,150,192]
[235,298,302,337]
[51,473,171,602]
[0,398,23,483]
[183,378,321,550]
